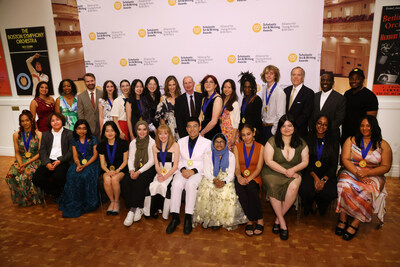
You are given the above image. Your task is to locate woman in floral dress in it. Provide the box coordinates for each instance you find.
[220,79,240,151]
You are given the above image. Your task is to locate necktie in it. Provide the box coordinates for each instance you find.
[190,95,195,117]
[90,92,95,108]
[289,87,296,110]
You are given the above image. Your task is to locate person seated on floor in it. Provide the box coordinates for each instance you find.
[6,110,43,206]
[299,114,339,216]
[121,121,156,227]
[147,124,179,220]
[97,121,129,216]
[58,119,100,218]
[335,115,392,241]
[234,124,265,236]
[32,112,73,200]
[193,133,247,231]
[166,117,211,235]
[262,114,309,241]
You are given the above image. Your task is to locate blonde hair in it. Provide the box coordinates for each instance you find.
[155,124,175,151]
[260,65,281,83]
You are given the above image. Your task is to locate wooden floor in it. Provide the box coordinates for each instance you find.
[0,156,399,267]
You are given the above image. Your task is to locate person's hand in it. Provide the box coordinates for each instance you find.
[34,53,40,58]
[238,176,248,186]
[130,170,139,180]
[157,174,165,182]
[120,132,127,140]
[76,165,84,173]
[17,163,26,173]
[46,163,55,171]
[181,169,194,179]
[356,169,369,180]
[315,180,324,191]
[108,170,117,177]
[213,178,225,189]
[285,168,295,178]
[52,160,61,168]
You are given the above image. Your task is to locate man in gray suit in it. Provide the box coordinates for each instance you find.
[310,72,345,139]
[77,73,101,138]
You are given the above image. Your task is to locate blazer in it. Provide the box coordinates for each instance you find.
[177,135,211,175]
[284,84,314,137]
[310,90,346,138]
[39,128,73,165]
[77,89,102,137]
[175,92,202,138]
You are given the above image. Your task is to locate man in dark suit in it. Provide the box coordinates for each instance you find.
[32,112,73,198]
[284,66,314,137]
[310,72,345,139]
[77,73,102,138]
[175,76,202,137]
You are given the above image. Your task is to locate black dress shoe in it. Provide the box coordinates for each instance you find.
[183,214,193,235]
[343,224,358,241]
[166,214,180,234]
[335,219,347,236]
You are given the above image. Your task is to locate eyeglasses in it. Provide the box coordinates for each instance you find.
[205,80,215,84]
[317,122,328,127]
[214,140,226,145]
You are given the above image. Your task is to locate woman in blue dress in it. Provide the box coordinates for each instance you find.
[59,119,100,218]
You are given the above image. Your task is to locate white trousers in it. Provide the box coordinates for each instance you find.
[170,172,203,214]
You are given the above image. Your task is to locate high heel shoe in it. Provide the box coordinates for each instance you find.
[106,201,114,216]
[343,224,358,241]
[112,201,120,216]
[335,219,347,236]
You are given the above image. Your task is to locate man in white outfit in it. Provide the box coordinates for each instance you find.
[166,117,211,234]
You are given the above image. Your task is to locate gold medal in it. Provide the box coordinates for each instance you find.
[81,159,88,165]
[315,161,322,168]
[187,160,193,166]
[242,117,246,124]
[202,115,205,121]
[359,160,367,168]
[244,169,251,176]
[161,168,167,175]
[139,162,143,167]
[264,106,268,112]
[109,165,115,171]
[25,152,31,158]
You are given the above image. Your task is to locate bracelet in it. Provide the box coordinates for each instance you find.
[321,177,327,183]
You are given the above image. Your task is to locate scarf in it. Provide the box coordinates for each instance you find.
[211,134,230,176]
[134,120,150,170]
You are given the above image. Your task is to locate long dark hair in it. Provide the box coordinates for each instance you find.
[102,80,118,100]
[144,76,161,108]
[307,114,337,160]
[129,79,144,119]
[101,121,120,142]
[239,71,257,95]
[221,79,238,112]
[73,119,93,140]
[34,81,50,98]
[58,79,77,96]
[274,114,302,149]
[355,115,382,150]
[18,110,37,139]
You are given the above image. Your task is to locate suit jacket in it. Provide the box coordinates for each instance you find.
[77,89,102,137]
[284,84,314,137]
[177,135,211,175]
[175,92,202,137]
[39,129,73,165]
[311,90,346,138]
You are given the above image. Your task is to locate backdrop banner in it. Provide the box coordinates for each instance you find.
[77,0,323,96]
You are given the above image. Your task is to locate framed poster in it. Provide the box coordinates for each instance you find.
[0,35,11,96]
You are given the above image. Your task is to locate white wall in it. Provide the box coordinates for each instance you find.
[0,0,399,177]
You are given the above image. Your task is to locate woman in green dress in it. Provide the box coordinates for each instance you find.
[6,110,43,206]
[262,114,309,240]
[55,79,78,130]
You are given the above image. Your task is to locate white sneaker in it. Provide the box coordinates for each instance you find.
[133,208,143,222]
[123,211,134,227]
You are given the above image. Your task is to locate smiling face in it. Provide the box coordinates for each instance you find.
[349,73,364,90]
[204,77,217,93]
[213,137,226,151]
[120,81,130,96]
[280,120,294,137]
[158,129,169,144]
[39,83,49,96]
[20,115,32,130]
[315,116,328,136]
[62,80,72,95]
[360,118,372,138]
[243,81,253,97]
[320,74,334,93]
[137,124,148,139]
[223,81,233,98]
[84,76,96,91]
[104,125,116,141]
[76,123,87,138]
[291,68,304,87]
[105,82,115,96]
[50,115,63,132]
[183,77,195,94]
[264,69,276,84]
[186,121,200,139]
[240,127,255,144]
[147,79,157,94]
[35,62,42,72]
[167,79,177,94]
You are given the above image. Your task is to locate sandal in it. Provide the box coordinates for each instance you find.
[254,224,264,235]
[279,227,289,241]
[335,219,347,236]
[245,224,254,236]
[343,224,358,241]
[272,223,280,234]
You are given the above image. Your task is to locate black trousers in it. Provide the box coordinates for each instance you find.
[299,173,337,215]
[121,166,156,209]
[32,162,70,198]
[235,179,263,221]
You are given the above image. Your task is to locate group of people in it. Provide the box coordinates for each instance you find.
[5,66,392,242]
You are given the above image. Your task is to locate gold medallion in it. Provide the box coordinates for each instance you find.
[242,117,246,124]
[81,159,88,165]
[265,106,268,112]
[139,162,143,167]
[161,168,167,175]
[25,152,31,158]
[244,169,251,176]
[109,165,115,171]
[359,160,367,168]
[187,160,193,166]
[315,161,322,168]
[202,115,205,121]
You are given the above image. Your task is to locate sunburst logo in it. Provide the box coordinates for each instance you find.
[252,23,262,33]
[138,29,146,38]
[171,56,180,65]
[288,53,298,62]
[89,32,96,40]
[193,26,202,35]
[168,0,176,6]
[114,1,122,10]
[227,0,235,2]
[120,58,127,67]
[227,55,236,64]
[195,84,202,92]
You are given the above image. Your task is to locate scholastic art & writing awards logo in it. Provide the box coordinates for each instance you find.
[89,32,96,40]
[252,23,262,33]
[288,53,297,63]
[227,55,236,64]
[138,29,146,38]
[171,56,180,65]
[168,0,176,6]
[114,1,122,10]
[120,58,127,67]
[193,26,202,35]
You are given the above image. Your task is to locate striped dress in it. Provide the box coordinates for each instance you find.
[336,142,385,222]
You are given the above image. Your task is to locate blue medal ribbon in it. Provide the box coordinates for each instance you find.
[265,83,277,107]
[202,91,216,114]
[78,137,88,159]
[136,100,142,117]
[22,130,32,152]
[361,137,372,159]
[243,142,255,169]
[160,141,168,167]
[107,99,113,108]
[241,94,253,115]
[106,142,117,166]
[188,138,197,159]
[316,137,325,161]
[220,102,227,118]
